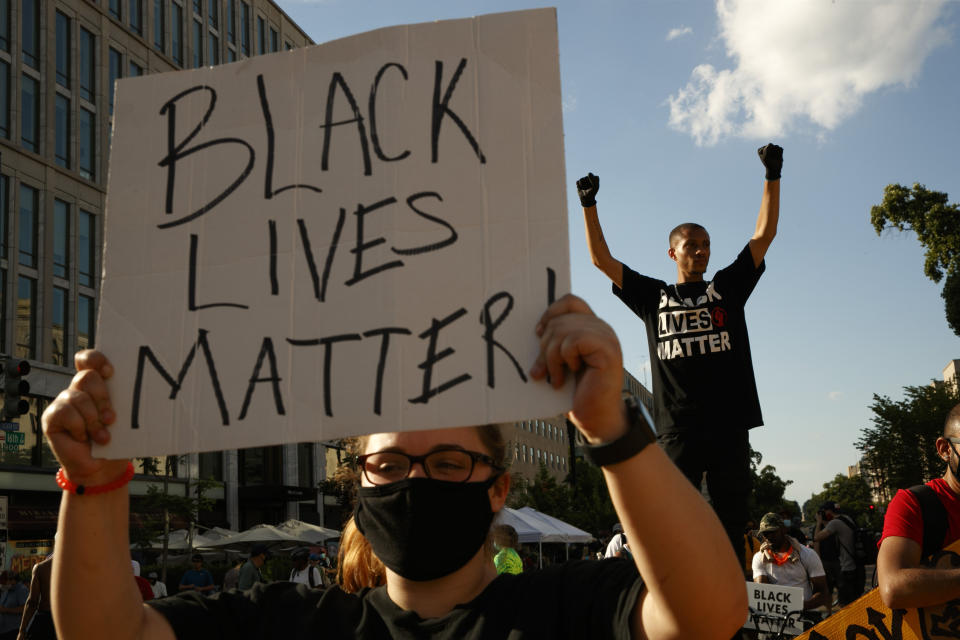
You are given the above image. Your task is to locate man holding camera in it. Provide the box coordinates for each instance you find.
[813,501,858,605]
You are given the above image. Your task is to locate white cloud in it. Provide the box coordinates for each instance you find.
[827,391,843,401]
[667,0,953,145]
[666,26,693,41]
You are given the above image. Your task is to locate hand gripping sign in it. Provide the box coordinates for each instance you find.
[96,9,571,458]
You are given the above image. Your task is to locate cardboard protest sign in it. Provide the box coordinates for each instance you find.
[96,8,570,458]
[797,539,960,640]
[745,582,805,637]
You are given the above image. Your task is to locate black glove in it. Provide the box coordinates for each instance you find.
[757,144,783,181]
[576,173,599,207]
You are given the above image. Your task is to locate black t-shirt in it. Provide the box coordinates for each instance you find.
[149,558,643,639]
[613,244,764,433]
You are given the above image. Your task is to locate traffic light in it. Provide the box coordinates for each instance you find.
[3,359,31,420]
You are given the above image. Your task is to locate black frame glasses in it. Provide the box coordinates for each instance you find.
[357,448,504,485]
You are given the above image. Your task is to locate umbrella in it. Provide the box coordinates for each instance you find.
[275,519,341,544]
[200,524,312,551]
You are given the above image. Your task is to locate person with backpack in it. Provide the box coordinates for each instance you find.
[813,502,861,605]
[876,403,960,609]
[288,549,323,589]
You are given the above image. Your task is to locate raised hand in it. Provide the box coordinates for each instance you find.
[576,173,600,207]
[757,144,783,181]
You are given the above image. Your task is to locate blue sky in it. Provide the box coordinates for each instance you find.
[274,0,960,507]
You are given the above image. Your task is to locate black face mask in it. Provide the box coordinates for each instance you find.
[354,476,498,581]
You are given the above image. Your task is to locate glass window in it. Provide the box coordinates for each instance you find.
[109,48,122,115]
[297,443,313,487]
[226,0,234,43]
[0,175,6,261]
[208,32,218,65]
[55,94,70,168]
[239,445,281,485]
[154,0,165,51]
[269,26,277,52]
[110,0,121,20]
[129,61,142,76]
[284,41,292,51]
[79,108,95,180]
[208,0,217,29]
[171,3,183,65]
[239,1,249,54]
[54,200,69,278]
[20,74,38,153]
[130,0,143,34]
[15,276,35,359]
[226,48,234,62]
[78,210,95,287]
[256,16,264,55]
[0,267,5,353]
[0,0,9,51]
[18,184,37,267]
[52,286,68,365]
[193,19,202,67]
[56,12,71,87]
[0,60,9,139]
[199,451,223,480]
[80,28,95,103]
[192,0,200,15]
[21,0,38,68]
[77,294,95,352]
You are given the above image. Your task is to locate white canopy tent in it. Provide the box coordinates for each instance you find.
[275,520,341,544]
[495,507,594,567]
[200,524,315,552]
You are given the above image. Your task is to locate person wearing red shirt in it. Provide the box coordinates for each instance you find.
[877,403,960,609]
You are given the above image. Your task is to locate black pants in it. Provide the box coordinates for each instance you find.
[838,568,862,605]
[658,428,752,558]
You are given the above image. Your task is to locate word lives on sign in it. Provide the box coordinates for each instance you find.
[96,9,570,458]
[745,583,805,637]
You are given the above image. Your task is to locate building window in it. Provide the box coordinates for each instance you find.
[239,445,281,485]
[297,443,313,487]
[130,0,143,34]
[0,61,9,139]
[18,184,37,267]
[77,294,95,352]
[199,451,223,480]
[80,28,95,102]
[79,108,95,180]
[171,2,183,65]
[239,1,249,55]
[20,74,38,153]
[193,19,202,67]
[0,0,9,51]
[269,26,277,52]
[226,48,234,62]
[55,94,70,168]
[226,0,234,43]
[154,0,165,52]
[54,199,70,278]
[129,61,143,76]
[52,286,68,365]
[21,0,38,69]
[78,210,95,287]
[208,32,218,65]
[256,16,264,55]
[109,48,122,115]
[0,268,5,353]
[208,0,217,29]
[56,12,71,87]
[0,175,6,261]
[110,0,122,20]
[15,276,35,359]
[192,0,200,15]
[284,41,292,51]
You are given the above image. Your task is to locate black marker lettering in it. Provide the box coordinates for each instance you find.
[369,63,410,163]
[297,218,323,300]
[320,72,371,176]
[864,607,904,640]
[319,208,347,302]
[258,74,323,198]
[480,292,526,388]
[131,329,229,428]
[392,192,457,256]
[189,234,248,310]
[238,336,285,419]
[363,327,412,415]
[431,58,485,164]
[269,220,278,295]
[345,197,404,286]
[157,85,255,228]
[286,334,362,417]
[409,308,471,404]
[547,267,556,304]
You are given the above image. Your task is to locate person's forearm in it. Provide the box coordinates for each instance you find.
[880,567,960,609]
[605,445,747,639]
[53,488,147,640]
[17,602,38,638]
[753,180,780,242]
[582,206,623,287]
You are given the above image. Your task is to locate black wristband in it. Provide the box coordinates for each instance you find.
[582,396,658,467]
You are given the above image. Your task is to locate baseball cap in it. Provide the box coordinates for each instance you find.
[291,547,309,560]
[820,501,837,512]
[758,513,784,532]
[612,523,623,534]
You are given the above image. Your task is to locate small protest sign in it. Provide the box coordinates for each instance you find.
[746,582,805,636]
[96,9,570,458]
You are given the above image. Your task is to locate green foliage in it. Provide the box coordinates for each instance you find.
[506,460,616,536]
[870,182,960,336]
[856,380,958,504]
[803,474,880,530]
[747,446,794,520]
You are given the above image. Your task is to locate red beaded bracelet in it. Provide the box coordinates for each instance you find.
[55,462,135,495]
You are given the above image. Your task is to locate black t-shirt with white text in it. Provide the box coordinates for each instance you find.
[613,244,764,433]
[149,558,643,640]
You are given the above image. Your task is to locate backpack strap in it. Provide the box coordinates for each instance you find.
[908,484,949,560]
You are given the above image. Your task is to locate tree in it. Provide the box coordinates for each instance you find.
[870,182,960,336]
[803,474,880,530]
[747,447,795,519]
[856,379,958,504]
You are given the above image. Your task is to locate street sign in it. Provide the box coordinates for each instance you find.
[0,422,19,432]
[4,432,24,445]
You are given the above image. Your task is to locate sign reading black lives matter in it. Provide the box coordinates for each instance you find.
[95,8,571,458]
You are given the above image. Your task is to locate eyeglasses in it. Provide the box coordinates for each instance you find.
[357,448,503,485]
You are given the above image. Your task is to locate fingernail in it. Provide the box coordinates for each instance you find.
[101,409,115,424]
[530,362,544,378]
[535,322,544,336]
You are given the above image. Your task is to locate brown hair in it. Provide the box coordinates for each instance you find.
[335,425,506,591]
[492,523,519,550]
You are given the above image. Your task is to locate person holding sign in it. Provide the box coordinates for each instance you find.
[876,402,960,610]
[43,295,746,639]
[577,144,782,557]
